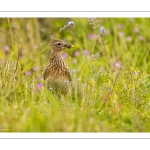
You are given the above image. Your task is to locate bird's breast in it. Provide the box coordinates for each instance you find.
[46,76,71,93]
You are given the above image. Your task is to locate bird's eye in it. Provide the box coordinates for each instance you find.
[57,43,61,46]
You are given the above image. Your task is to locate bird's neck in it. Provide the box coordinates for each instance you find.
[49,50,63,62]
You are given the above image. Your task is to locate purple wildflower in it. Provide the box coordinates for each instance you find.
[88,34,99,39]
[63,53,68,59]
[74,51,80,56]
[84,50,89,56]
[118,24,123,30]
[138,35,144,41]
[26,71,31,76]
[115,62,121,68]
[134,27,139,34]
[83,83,87,87]
[88,34,94,39]
[119,31,124,37]
[38,83,43,89]
[33,67,37,71]
[126,36,132,42]
[101,66,105,71]
[39,76,43,80]
[72,59,77,64]
[4,45,9,54]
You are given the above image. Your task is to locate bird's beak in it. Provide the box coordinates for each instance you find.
[66,42,73,49]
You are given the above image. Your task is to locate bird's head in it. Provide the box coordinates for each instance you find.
[50,39,73,53]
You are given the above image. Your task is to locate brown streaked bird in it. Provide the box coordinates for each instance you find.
[43,38,73,95]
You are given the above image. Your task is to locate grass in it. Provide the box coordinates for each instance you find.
[0,18,150,132]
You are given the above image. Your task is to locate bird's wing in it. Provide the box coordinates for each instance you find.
[43,68,50,80]
[65,70,72,82]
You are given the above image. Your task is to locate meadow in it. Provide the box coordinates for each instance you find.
[0,18,150,132]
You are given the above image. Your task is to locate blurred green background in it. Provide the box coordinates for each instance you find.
[0,18,150,132]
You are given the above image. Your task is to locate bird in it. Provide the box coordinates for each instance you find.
[43,38,73,96]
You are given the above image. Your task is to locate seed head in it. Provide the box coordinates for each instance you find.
[49,87,53,91]
[100,27,105,35]
[68,21,75,27]
[121,66,124,70]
